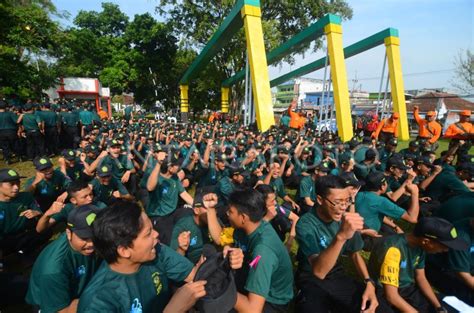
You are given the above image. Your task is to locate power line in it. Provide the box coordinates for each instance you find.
[355,69,456,81]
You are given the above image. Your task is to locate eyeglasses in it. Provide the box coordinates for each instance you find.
[323,197,353,208]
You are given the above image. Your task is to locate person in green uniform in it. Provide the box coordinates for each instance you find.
[89,164,132,205]
[146,151,193,245]
[0,168,43,258]
[0,100,23,164]
[421,156,470,202]
[22,103,45,160]
[37,102,60,156]
[354,148,378,181]
[35,180,106,234]
[377,138,398,172]
[124,104,133,121]
[355,171,420,241]
[368,217,468,313]
[203,189,294,312]
[263,161,299,211]
[295,175,386,313]
[296,163,330,214]
[170,193,211,264]
[434,191,474,223]
[426,218,474,306]
[399,140,421,160]
[24,156,70,212]
[26,205,102,313]
[78,200,243,312]
[79,106,95,131]
[60,105,80,149]
[58,149,88,181]
[215,166,245,208]
[97,139,134,183]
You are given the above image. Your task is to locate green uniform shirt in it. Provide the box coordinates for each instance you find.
[270,177,287,199]
[196,163,227,189]
[170,214,210,264]
[25,233,101,312]
[216,176,237,206]
[24,169,70,212]
[354,146,369,164]
[61,112,79,127]
[77,244,193,313]
[147,175,185,217]
[434,192,474,223]
[243,221,294,305]
[0,111,18,130]
[64,162,85,181]
[22,113,42,131]
[0,192,40,239]
[296,208,364,274]
[425,170,471,202]
[90,177,129,205]
[355,191,406,232]
[368,234,425,288]
[124,106,133,120]
[79,110,94,126]
[37,110,58,128]
[100,155,134,180]
[296,176,316,203]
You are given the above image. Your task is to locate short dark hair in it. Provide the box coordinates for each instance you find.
[67,180,90,198]
[314,175,346,198]
[255,184,275,200]
[92,200,143,263]
[228,188,266,223]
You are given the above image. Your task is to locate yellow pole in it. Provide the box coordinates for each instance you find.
[384,36,409,141]
[324,23,353,141]
[180,84,189,122]
[221,87,230,113]
[241,4,275,131]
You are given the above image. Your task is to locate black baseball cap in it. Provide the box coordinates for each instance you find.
[387,157,409,170]
[365,171,387,190]
[277,147,289,154]
[97,164,112,177]
[33,156,53,171]
[215,154,226,162]
[194,251,237,313]
[193,192,204,208]
[316,162,331,173]
[229,166,244,177]
[340,172,364,187]
[67,205,100,239]
[108,139,121,147]
[417,156,434,169]
[409,140,420,147]
[365,149,377,161]
[414,217,469,250]
[0,169,26,182]
[387,138,398,146]
[62,149,76,161]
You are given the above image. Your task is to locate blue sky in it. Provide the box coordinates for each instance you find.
[52,0,473,92]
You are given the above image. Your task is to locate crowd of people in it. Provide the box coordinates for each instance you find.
[0,99,473,313]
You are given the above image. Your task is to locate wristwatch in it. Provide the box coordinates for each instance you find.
[364,278,376,287]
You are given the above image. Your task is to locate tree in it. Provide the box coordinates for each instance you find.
[157,0,353,111]
[0,0,64,100]
[451,49,474,94]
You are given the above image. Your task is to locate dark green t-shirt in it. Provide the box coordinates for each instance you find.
[90,177,129,205]
[0,111,18,130]
[26,233,102,313]
[24,169,70,212]
[147,175,185,217]
[296,208,364,274]
[270,177,287,199]
[170,214,210,264]
[37,110,58,128]
[243,221,294,305]
[355,191,406,232]
[22,113,42,131]
[434,192,474,223]
[61,112,79,127]
[100,155,133,180]
[296,175,316,203]
[425,170,470,202]
[0,192,40,239]
[368,234,425,288]
[77,244,193,313]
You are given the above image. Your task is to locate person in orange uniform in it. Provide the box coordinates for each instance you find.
[413,106,442,151]
[372,112,399,144]
[288,102,306,130]
[444,110,473,158]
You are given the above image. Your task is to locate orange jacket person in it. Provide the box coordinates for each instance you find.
[444,110,472,140]
[372,112,399,143]
[413,106,441,144]
[288,102,305,130]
